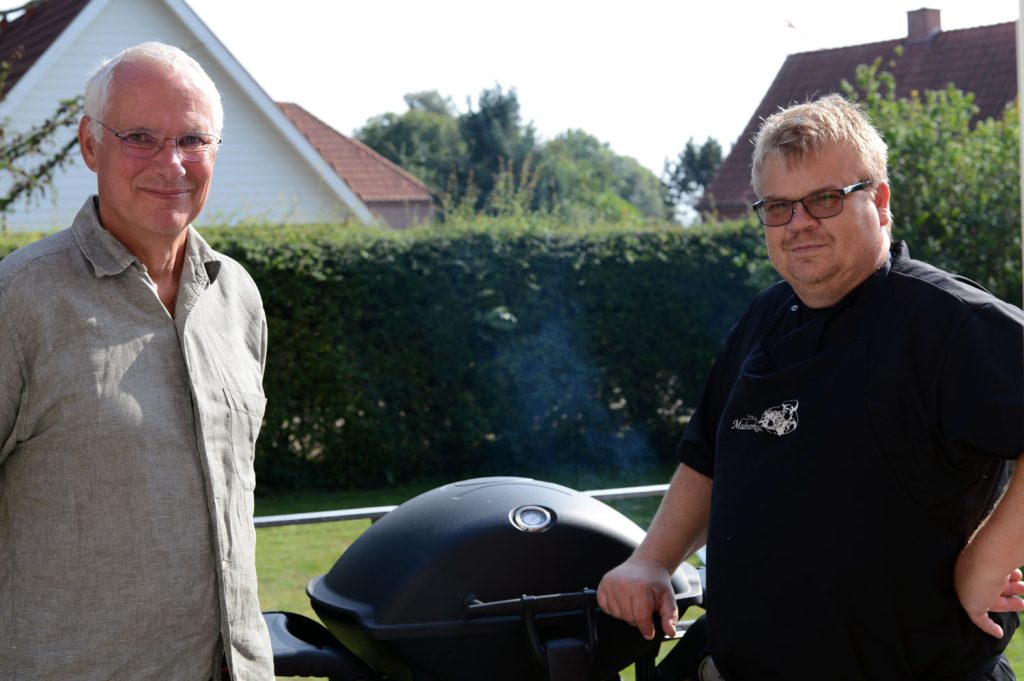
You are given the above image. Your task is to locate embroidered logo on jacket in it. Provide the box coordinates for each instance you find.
[730,399,799,436]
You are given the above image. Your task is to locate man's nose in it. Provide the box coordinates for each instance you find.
[151,139,187,173]
[787,200,820,228]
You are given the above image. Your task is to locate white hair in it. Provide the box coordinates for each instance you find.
[82,42,224,143]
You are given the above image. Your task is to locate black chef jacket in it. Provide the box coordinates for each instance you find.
[678,241,1023,680]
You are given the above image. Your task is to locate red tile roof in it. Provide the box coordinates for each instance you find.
[278,102,433,206]
[702,17,1018,218]
[0,0,90,95]
[0,1,434,222]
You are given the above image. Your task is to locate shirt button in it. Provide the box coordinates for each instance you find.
[790,305,799,312]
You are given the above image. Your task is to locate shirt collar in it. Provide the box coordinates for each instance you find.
[890,240,910,264]
[71,195,222,284]
[183,227,223,286]
[71,196,136,278]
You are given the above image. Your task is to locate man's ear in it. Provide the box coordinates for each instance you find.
[874,180,891,228]
[79,117,98,172]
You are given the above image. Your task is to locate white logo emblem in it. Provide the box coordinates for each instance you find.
[730,399,799,436]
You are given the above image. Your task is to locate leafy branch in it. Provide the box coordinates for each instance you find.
[0,47,83,225]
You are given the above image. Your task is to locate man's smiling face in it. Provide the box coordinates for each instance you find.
[759,142,891,308]
[80,59,218,246]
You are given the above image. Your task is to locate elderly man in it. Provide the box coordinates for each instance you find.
[598,95,1024,680]
[0,43,273,679]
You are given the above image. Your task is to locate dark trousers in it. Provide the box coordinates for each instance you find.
[973,654,1016,681]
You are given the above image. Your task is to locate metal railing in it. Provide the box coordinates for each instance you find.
[253,483,670,529]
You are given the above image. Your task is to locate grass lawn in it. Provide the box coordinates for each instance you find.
[255,484,1022,680]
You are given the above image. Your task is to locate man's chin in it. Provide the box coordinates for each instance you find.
[143,211,197,236]
[783,262,836,289]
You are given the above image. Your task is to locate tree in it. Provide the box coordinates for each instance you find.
[356,85,537,211]
[457,85,536,209]
[534,129,665,221]
[403,90,455,116]
[0,53,83,225]
[356,85,668,223]
[355,92,464,194]
[662,137,722,221]
[843,57,1021,305]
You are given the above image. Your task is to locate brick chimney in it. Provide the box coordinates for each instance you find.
[907,8,941,41]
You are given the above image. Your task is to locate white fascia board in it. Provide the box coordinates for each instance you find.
[167,0,378,226]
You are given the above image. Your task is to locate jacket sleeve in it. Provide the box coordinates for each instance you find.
[939,300,1024,460]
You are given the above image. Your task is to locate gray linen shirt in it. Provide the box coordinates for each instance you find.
[0,198,274,680]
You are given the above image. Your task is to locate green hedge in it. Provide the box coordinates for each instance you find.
[203,220,772,491]
[1,220,772,491]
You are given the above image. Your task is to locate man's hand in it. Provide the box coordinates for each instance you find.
[596,464,711,641]
[954,559,1024,638]
[597,556,678,640]
[954,452,1024,638]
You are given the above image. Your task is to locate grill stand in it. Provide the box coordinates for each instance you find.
[522,592,599,681]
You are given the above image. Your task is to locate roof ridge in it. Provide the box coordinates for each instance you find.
[789,18,1015,58]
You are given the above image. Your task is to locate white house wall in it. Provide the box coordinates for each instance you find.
[0,0,354,232]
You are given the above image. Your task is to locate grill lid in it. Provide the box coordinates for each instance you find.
[308,477,700,633]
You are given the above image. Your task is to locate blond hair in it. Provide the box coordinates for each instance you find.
[750,94,888,196]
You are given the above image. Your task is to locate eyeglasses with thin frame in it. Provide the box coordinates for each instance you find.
[94,119,221,162]
[752,180,874,227]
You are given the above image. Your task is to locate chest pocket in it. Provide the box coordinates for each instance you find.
[224,388,266,491]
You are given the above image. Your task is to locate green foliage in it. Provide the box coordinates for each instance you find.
[662,137,723,220]
[457,85,536,208]
[843,58,1022,305]
[355,86,667,221]
[357,104,465,194]
[202,217,772,492]
[0,52,83,223]
[0,229,45,256]
[535,129,667,221]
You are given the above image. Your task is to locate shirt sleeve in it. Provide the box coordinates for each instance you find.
[939,300,1024,459]
[677,323,747,478]
[677,360,728,478]
[0,293,25,466]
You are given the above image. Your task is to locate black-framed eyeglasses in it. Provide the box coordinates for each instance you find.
[95,119,221,162]
[752,180,874,227]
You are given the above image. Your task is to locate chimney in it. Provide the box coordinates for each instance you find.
[907,8,941,42]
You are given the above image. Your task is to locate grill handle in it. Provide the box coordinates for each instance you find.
[462,588,599,618]
[464,590,602,680]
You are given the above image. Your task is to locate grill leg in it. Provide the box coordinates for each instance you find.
[545,637,591,681]
[634,649,658,681]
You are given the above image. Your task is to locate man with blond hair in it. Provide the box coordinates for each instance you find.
[0,43,273,679]
[599,95,1024,680]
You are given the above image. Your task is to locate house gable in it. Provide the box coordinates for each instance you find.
[0,0,377,231]
[703,12,1018,219]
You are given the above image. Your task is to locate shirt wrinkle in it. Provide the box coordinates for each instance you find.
[0,196,273,681]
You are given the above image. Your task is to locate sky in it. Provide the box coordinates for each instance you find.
[10,0,1019,177]
[175,0,1018,177]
